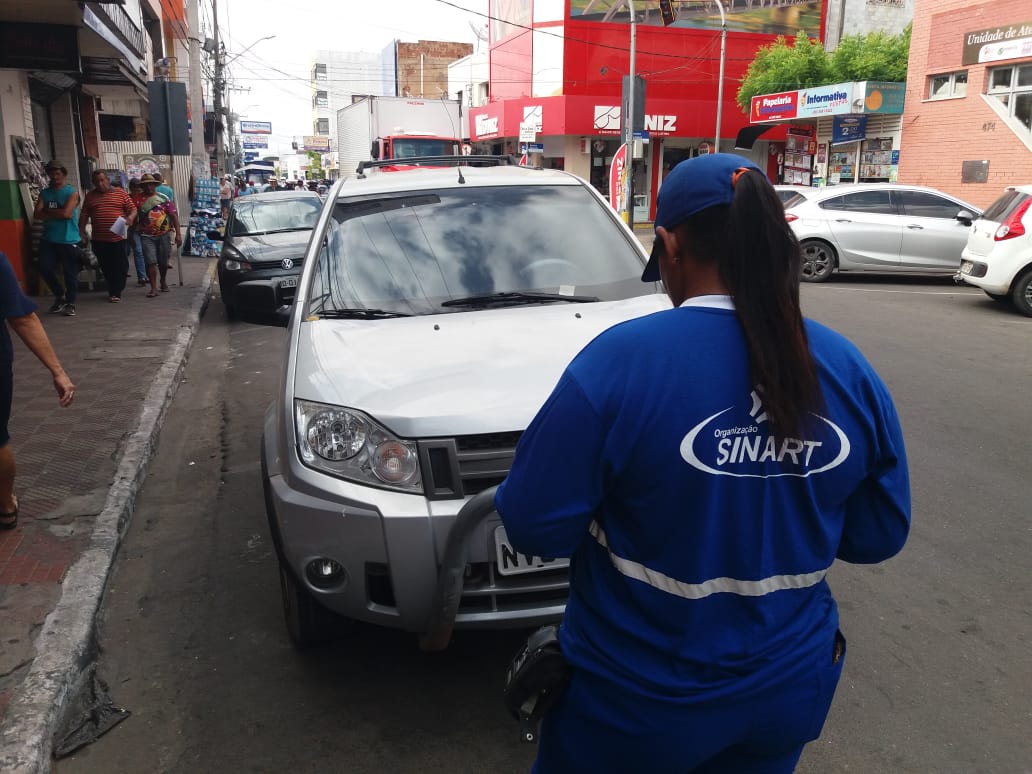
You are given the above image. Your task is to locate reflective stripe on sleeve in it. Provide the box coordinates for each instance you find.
[588,521,829,600]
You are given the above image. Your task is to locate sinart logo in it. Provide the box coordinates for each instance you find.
[679,391,850,478]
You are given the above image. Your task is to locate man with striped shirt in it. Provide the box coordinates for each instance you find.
[79,170,137,303]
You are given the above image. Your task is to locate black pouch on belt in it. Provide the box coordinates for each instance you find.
[503,624,571,744]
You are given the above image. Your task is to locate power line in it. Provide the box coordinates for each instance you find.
[431,0,766,61]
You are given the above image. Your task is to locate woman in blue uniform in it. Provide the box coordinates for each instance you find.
[495,153,911,773]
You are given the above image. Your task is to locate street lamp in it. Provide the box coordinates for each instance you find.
[714,2,728,152]
[224,35,276,66]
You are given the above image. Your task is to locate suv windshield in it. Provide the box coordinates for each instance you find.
[308,184,651,317]
[231,197,322,236]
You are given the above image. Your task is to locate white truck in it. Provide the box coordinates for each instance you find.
[336,96,463,176]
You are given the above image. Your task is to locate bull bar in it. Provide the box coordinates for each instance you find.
[419,486,500,651]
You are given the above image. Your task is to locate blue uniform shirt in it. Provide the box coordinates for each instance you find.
[0,252,39,365]
[496,297,910,703]
[39,184,80,244]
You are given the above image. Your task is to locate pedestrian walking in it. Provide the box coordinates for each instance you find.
[128,179,148,286]
[152,173,176,269]
[152,172,175,202]
[137,174,181,297]
[495,153,911,773]
[79,170,137,303]
[0,250,75,530]
[33,160,81,318]
[220,174,234,219]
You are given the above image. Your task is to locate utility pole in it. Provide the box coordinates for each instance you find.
[212,0,226,175]
[624,0,637,229]
[187,0,206,176]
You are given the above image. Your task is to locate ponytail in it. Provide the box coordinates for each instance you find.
[673,169,821,438]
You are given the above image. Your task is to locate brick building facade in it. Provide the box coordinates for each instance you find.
[899,0,1032,208]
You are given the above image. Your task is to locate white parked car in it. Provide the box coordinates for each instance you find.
[958,185,1032,315]
[784,183,981,281]
[773,184,814,208]
[237,156,669,647]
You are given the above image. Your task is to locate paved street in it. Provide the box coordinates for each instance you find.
[42,265,1032,773]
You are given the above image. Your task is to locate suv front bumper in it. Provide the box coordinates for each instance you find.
[262,422,566,635]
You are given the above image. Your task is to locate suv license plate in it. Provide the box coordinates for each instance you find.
[494,526,569,577]
[960,261,973,275]
[280,276,298,288]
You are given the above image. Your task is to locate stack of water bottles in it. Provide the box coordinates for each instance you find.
[188,177,224,257]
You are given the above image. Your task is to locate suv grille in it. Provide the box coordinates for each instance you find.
[456,562,568,615]
[418,431,522,501]
[365,561,569,617]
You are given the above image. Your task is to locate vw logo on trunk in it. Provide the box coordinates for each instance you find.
[281,258,294,270]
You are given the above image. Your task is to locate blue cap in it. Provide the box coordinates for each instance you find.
[642,153,763,281]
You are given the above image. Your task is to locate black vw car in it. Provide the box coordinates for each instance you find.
[212,190,322,318]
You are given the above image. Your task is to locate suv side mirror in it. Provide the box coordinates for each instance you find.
[207,230,224,240]
[955,209,975,227]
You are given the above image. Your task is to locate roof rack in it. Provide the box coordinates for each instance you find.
[356,155,521,176]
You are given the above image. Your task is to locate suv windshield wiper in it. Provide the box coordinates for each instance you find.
[441,291,599,308]
[311,308,412,319]
[239,227,312,236]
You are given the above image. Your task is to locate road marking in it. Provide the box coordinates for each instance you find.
[810,287,980,296]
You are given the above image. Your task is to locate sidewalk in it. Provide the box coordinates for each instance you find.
[0,255,216,772]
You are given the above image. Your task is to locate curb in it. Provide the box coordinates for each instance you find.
[0,262,218,773]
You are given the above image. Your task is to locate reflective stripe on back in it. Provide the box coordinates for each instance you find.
[588,521,829,600]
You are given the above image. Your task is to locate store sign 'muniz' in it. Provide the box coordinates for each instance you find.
[593,106,678,135]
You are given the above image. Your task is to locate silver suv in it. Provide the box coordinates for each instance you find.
[239,157,668,648]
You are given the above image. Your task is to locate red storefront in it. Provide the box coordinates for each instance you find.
[470,1,819,221]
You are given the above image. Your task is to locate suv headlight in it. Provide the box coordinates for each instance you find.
[294,400,421,493]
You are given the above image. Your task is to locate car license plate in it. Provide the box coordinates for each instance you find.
[960,261,973,275]
[494,526,569,577]
[280,276,298,288]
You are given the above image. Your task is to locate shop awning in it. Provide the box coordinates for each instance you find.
[82,56,148,93]
[28,72,78,105]
[735,124,774,150]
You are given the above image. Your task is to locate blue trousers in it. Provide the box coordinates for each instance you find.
[533,632,845,774]
[130,232,146,280]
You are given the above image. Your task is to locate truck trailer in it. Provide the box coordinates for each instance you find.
[336,95,463,176]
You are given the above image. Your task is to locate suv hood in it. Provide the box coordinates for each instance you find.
[231,230,311,265]
[293,295,671,437]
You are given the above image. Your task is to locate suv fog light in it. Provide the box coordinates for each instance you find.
[306,558,346,589]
